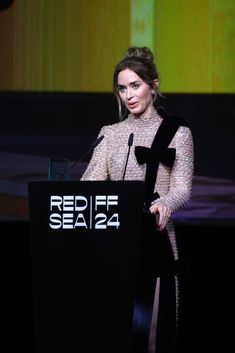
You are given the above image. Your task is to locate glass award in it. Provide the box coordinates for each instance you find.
[48,158,69,181]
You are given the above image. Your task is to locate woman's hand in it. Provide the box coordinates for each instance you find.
[149,201,171,231]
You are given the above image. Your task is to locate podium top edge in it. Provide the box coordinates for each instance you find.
[28,180,145,185]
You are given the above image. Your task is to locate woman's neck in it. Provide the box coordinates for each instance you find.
[132,104,156,120]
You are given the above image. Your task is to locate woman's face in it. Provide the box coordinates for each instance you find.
[117,68,155,117]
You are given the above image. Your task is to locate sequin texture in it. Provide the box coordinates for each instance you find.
[81,108,194,327]
[81,109,194,261]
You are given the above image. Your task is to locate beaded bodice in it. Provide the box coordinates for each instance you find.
[81,109,194,213]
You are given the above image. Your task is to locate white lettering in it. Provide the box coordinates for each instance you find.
[63,196,74,211]
[49,194,119,230]
[49,213,62,229]
[95,195,106,210]
[74,213,88,228]
[50,196,62,211]
[74,196,88,211]
[62,213,74,228]
[107,195,118,210]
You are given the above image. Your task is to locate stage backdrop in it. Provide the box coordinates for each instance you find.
[0,0,235,221]
[0,0,234,93]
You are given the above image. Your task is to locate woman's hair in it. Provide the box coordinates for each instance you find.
[113,46,161,120]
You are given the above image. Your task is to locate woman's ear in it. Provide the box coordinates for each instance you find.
[151,80,159,94]
[153,79,159,89]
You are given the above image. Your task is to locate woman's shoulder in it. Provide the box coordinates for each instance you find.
[157,106,190,128]
[98,120,128,135]
[157,106,193,144]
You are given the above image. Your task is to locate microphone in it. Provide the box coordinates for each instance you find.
[69,135,104,171]
[122,133,134,180]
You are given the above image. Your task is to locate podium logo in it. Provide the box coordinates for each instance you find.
[49,195,120,230]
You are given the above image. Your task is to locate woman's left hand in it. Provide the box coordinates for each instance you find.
[149,201,171,231]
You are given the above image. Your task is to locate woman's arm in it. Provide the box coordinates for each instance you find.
[150,126,194,229]
[80,126,109,181]
[157,126,194,211]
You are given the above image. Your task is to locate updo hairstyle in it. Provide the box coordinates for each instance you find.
[113,46,160,120]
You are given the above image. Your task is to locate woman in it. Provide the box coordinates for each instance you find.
[81,46,194,353]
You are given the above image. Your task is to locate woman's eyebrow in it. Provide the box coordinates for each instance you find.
[117,80,141,87]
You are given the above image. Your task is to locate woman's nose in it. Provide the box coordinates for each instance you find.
[127,87,133,99]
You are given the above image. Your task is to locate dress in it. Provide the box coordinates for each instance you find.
[81,108,194,352]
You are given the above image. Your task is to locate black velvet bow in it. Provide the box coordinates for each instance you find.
[135,146,176,168]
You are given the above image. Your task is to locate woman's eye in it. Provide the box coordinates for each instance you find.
[133,83,140,89]
[118,86,125,93]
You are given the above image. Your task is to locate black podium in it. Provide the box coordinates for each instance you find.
[28,180,145,353]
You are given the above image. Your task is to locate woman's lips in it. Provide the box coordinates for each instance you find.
[128,102,138,109]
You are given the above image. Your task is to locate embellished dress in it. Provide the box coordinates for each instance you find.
[81,108,194,353]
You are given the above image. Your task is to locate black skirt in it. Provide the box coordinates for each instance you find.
[131,211,178,353]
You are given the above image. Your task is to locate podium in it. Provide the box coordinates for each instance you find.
[28,180,145,353]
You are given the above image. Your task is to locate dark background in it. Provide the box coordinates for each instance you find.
[1,91,235,352]
[1,91,235,179]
